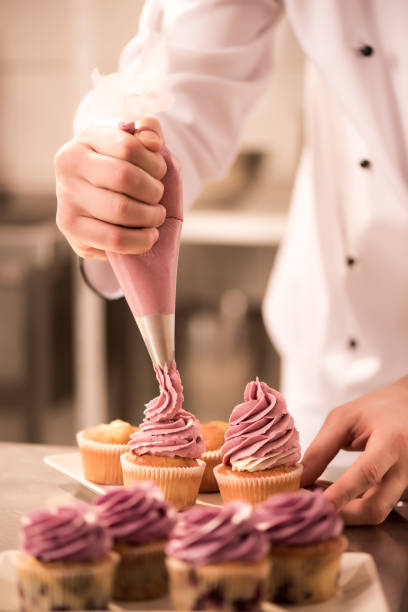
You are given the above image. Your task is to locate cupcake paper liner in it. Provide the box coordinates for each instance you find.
[200,450,223,493]
[267,536,347,604]
[214,463,303,505]
[76,431,129,485]
[120,453,205,510]
[113,540,167,601]
[14,551,118,611]
[166,556,270,611]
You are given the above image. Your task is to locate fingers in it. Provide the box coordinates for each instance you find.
[340,463,407,525]
[62,179,166,229]
[135,116,165,152]
[63,215,159,256]
[80,150,165,204]
[323,434,397,510]
[77,126,167,180]
[300,408,353,486]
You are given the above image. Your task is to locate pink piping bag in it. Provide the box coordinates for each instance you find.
[86,34,181,368]
[108,120,182,368]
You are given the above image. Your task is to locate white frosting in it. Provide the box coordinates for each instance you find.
[231,450,296,472]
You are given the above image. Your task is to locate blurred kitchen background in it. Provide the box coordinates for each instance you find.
[0,1,304,444]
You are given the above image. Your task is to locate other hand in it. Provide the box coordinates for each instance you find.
[301,376,408,525]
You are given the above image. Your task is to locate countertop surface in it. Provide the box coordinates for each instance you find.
[0,442,407,612]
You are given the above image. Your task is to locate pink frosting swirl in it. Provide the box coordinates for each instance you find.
[21,504,111,562]
[94,482,177,545]
[130,361,205,458]
[166,502,268,565]
[254,491,343,545]
[221,378,301,468]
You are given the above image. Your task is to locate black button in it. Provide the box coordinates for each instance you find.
[346,256,356,267]
[349,338,358,349]
[359,44,374,57]
[360,159,371,169]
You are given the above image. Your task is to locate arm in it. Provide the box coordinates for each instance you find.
[67,0,283,297]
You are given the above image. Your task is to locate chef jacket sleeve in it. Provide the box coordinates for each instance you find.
[74,0,283,299]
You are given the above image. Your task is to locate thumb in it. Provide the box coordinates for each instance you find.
[135,116,165,153]
[301,408,352,486]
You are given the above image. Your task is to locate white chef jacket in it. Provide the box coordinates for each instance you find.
[76,0,408,466]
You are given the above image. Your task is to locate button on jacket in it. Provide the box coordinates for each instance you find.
[76,1,408,460]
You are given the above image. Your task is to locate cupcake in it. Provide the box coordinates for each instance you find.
[214,378,302,505]
[77,419,138,485]
[254,490,347,604]
[166,502,270,611]
[199,421,228,493]
[94,482,177,601]
[14,504,118,611]
[121,361,206,509]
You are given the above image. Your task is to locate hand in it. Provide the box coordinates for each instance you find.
[301,376,408,525]
[55,117,167,260]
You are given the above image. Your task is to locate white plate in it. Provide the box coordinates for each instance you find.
[40,454,388,611]
[44,452,222,506]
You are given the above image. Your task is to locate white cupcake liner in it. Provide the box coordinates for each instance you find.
[214,463,303,505]
[120,453,205,510]
[14,551,118,611]
[76,431,129,485]
[166,556,270,611]
[200,450,223,493]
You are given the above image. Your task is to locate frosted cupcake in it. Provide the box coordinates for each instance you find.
[166,502,270,611]
[14,504,117,611]
[77,419,138,485]
[121,361,206,509]
[214,378,302,505]
[254,491,346,604]
[94,482,177,601]
[199,420,228,493]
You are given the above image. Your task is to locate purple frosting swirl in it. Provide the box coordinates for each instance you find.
[254,491,343,545]
[222,378,301,468]
[94,482,177,545]
[166,502,269,565]
[130,361,205,459]
[21,504,112,562]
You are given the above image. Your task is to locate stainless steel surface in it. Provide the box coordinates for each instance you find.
[0,442,407,612]
[135,313,175,368]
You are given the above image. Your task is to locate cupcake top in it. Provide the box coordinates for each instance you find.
[221,378,300,471]
[200,421,228,452]
[21,504,111,562]
[82,419,138,444]
[254,491,343,545]
[166,502,268,565]
[130,361,205,459]
[94,482,177,545]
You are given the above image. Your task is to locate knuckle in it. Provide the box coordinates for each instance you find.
[107,226,124,251]
[117,134,138,160]
[361,462,381,487]
[154,154,167,180]
[152,179,165,204]
[54,143,74,173]
[144,227,159,250]
[154,204,166,226]
[56,205,75,234]
[114,164,132,192]
[112,194,129,223]
[364,502,389,525]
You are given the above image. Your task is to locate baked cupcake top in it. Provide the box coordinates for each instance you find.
[221,378,300,471]
[130,361,205,459]
[94,482,177,545]
[21,504,111,562]
[82,419,138,444]
[254,491,343,545]
[166,502,268,565]
[200,421,228,452]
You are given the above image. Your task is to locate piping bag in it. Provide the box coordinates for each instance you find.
[87,34,181,368]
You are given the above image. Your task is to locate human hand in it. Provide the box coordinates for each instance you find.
[301,376,408,525]
[55,117,167,260]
